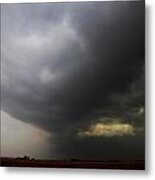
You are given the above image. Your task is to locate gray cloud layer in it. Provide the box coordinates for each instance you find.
[1,1,145,160]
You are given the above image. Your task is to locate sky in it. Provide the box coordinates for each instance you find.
[1,1,145,160]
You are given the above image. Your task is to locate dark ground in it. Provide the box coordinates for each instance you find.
[0,157,145,170]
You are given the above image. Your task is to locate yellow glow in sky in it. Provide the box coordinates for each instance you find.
[78,122,135,137]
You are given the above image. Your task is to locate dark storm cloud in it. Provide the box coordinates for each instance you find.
[86,66,145,123]
[53,66,145,160]
[1,1,145,160]
[51,133,145,160]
